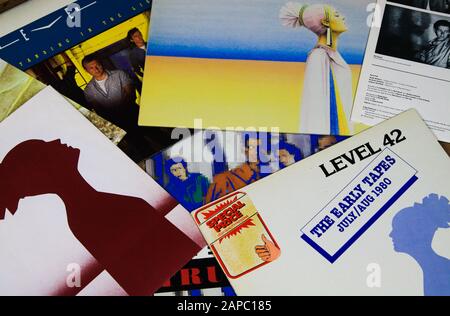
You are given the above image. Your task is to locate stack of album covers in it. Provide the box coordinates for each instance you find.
[0,0,448,296]
[138,0,373,136]
[0,0,236,296]
[353,0,450,143]
[0,0,177,163]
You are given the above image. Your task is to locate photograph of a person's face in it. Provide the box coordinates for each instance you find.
[389,0,450,14]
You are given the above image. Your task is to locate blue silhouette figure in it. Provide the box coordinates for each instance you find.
[390,194,450,296]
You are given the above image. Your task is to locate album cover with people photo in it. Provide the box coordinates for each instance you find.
[146,130,346,213]
[193,110,450,295]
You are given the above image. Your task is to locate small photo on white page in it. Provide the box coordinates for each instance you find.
[376,4,450,69]
[352,1,450,143]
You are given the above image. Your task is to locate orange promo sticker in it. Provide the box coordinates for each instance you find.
[194,192,281,279]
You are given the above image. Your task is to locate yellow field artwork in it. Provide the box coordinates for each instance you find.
[140,56,367,133]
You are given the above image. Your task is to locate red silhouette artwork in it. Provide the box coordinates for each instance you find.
[0,139,201,295]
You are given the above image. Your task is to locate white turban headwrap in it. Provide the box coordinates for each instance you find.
[280,2,330,36]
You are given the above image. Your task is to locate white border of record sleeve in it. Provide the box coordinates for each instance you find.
[0,0,73,37]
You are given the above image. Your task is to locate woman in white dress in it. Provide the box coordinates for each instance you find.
[280,2,354,135]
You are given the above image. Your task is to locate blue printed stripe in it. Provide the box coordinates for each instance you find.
[329,68,339,135]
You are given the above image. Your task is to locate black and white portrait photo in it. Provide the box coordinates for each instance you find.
[376,5,450,69]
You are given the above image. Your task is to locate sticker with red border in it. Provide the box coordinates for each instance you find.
[193,192,281,279]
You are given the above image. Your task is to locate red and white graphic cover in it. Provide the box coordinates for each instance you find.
[193,110,450,296]
[0,86,206,296]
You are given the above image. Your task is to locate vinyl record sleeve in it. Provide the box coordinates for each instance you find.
[193,109,450,295]
[139,0,372,136]
[352,0,450,143]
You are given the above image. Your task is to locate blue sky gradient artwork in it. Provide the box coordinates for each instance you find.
[148,0,374,64]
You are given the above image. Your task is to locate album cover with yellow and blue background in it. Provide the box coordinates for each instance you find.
[140,0,373,135]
